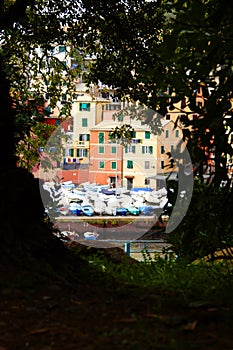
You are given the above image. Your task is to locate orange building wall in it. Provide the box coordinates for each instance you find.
[89,130,123,186]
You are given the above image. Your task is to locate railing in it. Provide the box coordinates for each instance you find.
[97,239,171,257]
[74,141,89,147]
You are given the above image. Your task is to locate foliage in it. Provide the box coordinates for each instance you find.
[167,181,233,262]
[81,0,233,187]
[16,122,56,171]
[79,0,233,259]
[79,248,233,305]
[0,0,232,266]
[108,123,135,147]
[0,0,85,167]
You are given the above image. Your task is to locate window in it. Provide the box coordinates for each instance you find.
[166,114,170,120]
[50,46,56,54]
[175,130,179,138]
[145,161,150,169]
[67,124,73,132]
[165,130,169,138]
[99,161,105,169]
[79,134,90,141]
[99,146,104,154]
[125,145,136,153]
[80,103,90,111]
[170,159,175,168]
[77,149,88,157]
[84,149,88,157]
[161,146,165,154]
[142,146,153,154]
[105,103,121,111]
[111,161,116,169]
[145,179,150,185]
[111,146,116,154]
[161,161,164,169]
[69,149,74,157]
[61,94,67,104]
[131,131,136,138]
[145,131,150,139]
[127,160,133,169]
[98,132,104,144]
[82,118,88,127]
[59,46,66,53]
[171,145,174,152]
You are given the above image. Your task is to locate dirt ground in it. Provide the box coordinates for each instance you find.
[0,243,233,350]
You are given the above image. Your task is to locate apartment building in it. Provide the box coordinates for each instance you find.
[88,112,183,190]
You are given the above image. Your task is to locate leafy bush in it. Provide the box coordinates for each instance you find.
[167,181,233,262]
[79,248,233,306]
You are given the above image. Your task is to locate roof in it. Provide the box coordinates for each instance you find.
[90,120,151,131]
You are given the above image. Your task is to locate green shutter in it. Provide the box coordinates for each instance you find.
[82,118,88,127]
[98,132,104,143]
[142,146,145,154]
[132,145,136,153]
[131,131,136,138]
[127,160,133,169]
[69,149,74,157]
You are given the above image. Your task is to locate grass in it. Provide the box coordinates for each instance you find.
[80,248,233,308]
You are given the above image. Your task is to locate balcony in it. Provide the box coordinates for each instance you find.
[74,140,89,148]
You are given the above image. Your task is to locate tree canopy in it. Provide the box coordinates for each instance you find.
[80,0,233,187]
[0,0,232,260]
[1,0,232,181]
[0,0,84,169]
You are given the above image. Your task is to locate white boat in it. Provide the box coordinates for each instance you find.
[61,181,75,189]
[93,199,106,215]
[144,193,160,205]
[69,203,83,215]
[58,206,70,215]
[84,231,99,240]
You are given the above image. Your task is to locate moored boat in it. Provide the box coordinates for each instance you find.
[81,205,94,216]
[69,202,83,215]
[127,206,140,216]
[84,231,99,240]
[116,207,128,216]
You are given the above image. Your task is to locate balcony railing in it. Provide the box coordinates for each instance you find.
[73,140,89,147]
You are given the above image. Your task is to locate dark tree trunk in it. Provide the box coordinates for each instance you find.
[0,56,51,249]
[0,56,17,171]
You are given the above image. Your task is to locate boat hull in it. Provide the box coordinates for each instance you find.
[81,205,94,216]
